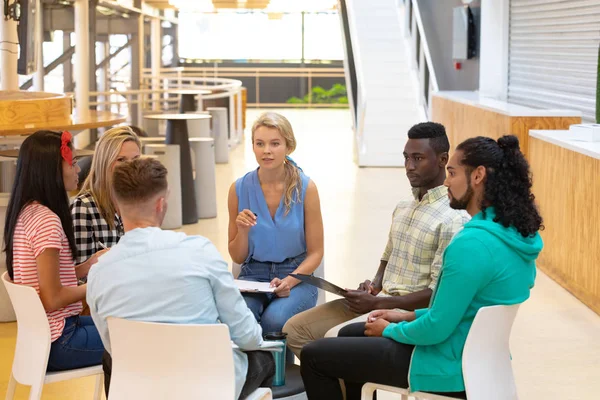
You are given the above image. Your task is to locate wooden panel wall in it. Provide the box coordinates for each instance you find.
[529,137,600,315]
[431,96,581,157]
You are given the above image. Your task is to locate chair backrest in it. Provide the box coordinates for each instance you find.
[1,271,52,385]
[462,304,521,400]
[107,318,236,400]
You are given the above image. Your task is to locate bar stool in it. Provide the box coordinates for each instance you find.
[139,137,165,153]
[207,107,229,164]
[144,114,207,225]
[184,112,212,139]
[189,138,217,219]
[143,144,182,230]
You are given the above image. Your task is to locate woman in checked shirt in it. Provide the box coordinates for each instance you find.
[71,126,141,269]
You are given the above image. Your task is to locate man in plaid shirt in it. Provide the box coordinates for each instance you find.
[284,122,470,357]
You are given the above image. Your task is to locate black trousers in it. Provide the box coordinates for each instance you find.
[102,349,275,400]
[300,323,466,400]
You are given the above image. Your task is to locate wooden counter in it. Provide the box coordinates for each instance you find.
[431,91,582,156]
[529,130,600,315]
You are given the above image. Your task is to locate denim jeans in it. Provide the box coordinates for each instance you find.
[47,316,104,371]
[238,253,318,334]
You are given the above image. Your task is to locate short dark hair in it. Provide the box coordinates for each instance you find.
[456,135,543,237]
[112,158,168,204]
[407,122,450,155]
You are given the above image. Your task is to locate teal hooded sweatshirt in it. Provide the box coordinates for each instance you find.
[382,207,543,393]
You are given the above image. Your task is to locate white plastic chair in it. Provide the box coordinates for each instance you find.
[361,304,521,400]
[1,272,103,400]
[107,318,272,400]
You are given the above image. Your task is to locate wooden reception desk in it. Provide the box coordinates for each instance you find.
[529,131,600,315]
[431,91,581,156]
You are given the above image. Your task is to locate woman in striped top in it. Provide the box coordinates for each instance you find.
[4,131,106,371]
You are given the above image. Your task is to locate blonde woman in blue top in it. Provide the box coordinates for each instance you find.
[228,112,324,334]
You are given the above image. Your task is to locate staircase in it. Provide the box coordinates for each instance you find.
[341,0,425,167]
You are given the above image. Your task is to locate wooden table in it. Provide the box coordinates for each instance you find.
[144,113,210,224]
[0,148,94,159]
[0,110,127,136]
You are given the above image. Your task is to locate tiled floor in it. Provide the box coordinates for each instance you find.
[1,109,599,399]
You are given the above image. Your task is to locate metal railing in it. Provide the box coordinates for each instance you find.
[141,66,348,108]
[403,0,439,118]
[83,77,244,141]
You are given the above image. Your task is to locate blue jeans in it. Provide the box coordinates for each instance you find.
[47,316,104,371]
[238,253,318,334]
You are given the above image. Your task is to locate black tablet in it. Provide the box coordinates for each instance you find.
[288,273,347,296]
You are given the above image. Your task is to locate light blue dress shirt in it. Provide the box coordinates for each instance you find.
[87,227,264,399]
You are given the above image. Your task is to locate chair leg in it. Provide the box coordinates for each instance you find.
[28,383,43,400]
[93,374,104,400]
[5,373,16,400]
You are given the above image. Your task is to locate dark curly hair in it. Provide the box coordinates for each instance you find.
[456,135,543,237]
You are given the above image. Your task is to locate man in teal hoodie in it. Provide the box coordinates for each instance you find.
[300,135,544,400]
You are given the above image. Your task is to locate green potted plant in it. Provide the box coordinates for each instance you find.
[596,43,599,123]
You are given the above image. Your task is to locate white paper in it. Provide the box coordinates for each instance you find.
[234,279,275,293]
[231,340,284,352]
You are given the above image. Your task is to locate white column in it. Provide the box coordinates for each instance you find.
[74,0,90,117]
[137,7,144,121]
[151,18,161,110]
[33,0,44,91]
[74,0,90,148]
[0,14,19,90]
[479,0,510,101]
[236,87,242,140]
[98,41,110,111]
[228,92,236,146]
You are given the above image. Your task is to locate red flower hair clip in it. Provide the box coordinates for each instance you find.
[60,131,73,165]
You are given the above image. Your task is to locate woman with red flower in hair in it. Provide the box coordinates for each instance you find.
[4,131,105,371]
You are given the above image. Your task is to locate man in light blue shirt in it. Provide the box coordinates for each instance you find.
[87,158,274,399]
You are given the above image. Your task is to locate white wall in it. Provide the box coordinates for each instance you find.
[478,0,509,100]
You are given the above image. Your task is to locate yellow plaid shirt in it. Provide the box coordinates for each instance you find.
[380,185,470,296]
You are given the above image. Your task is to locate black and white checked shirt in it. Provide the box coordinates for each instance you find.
[71,191,124,265]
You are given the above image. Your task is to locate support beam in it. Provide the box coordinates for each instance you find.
[21,46,75,90]
[98,41,110,112]
[89,0,98,95]
[0,11,19,90]
[151,17,161,110]
[33,0,44,91]
[130,0,143,126]
[63,33,73,92]
[96,38,132,69]
[74,0,91,147]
